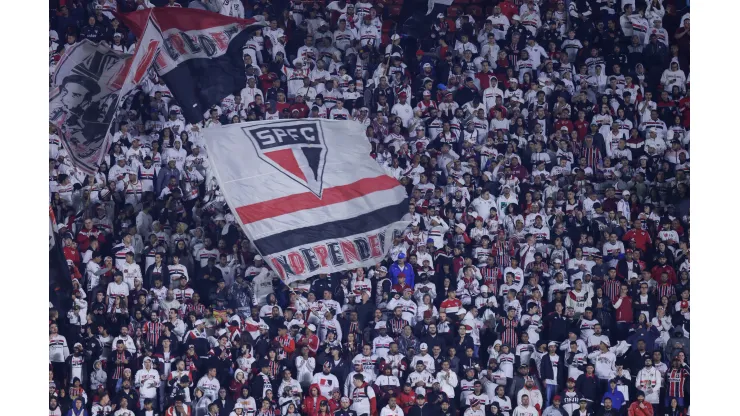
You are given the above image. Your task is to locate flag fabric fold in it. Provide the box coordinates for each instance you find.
[118,8,266,123]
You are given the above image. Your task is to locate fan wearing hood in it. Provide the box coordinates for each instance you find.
[89,359,108,392]
[230,369,249,401]
[302,384,329,416]
[136,356,162,409]
[660,61,687,94]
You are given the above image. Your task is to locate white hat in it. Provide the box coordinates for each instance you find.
[437,13,445,18]
[548,341,558,347]
[420,343,428,350]
[375,321,387,329]
[308,324,317,332]
[512,14,521,21]
[391,34,400,41]
[622,190,630,197]
[195,319,205,326]
[254,255,263,261]
[234,403,245,409]
[553,258,562,264]
[212,214,225,222]
[480,286,489,293]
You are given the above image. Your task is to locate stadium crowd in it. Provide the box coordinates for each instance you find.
[49,0,690,415]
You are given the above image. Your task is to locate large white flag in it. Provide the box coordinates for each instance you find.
[203,119,410,284]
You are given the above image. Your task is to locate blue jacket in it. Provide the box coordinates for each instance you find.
[601,387,625,410]
[389,261,416,286]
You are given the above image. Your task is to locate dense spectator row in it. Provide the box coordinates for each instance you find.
[49,1,690,416]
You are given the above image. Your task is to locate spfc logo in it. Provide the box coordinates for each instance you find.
[242,120,328,198]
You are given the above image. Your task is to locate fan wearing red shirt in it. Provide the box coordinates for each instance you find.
[290,95,310,118]
[651,255,677,284]
[499,0,519,20]
[276,91,290,113]
[571,115,587,141]
[297,324,320,356]
[623,219,652,253]
[678,93,689,128]
[553,112,574,133]
[76,219,107,252]
[259,68,276,91]
[475,63,496,91]
[440,289,463,317]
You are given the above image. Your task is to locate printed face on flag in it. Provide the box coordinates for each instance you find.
[49,41,130,173]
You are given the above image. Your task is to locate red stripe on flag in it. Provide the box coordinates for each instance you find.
[235,175,402,225]
[119,8,260,37]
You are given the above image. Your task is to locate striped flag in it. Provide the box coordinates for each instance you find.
[203,119,410,284]
[49,206,57,251]
[119,7,266,123]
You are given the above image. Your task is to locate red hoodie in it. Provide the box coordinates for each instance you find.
[651,264,677,285]
[628,400,654,416]
[303,385,328,416]
[396,390,416,414]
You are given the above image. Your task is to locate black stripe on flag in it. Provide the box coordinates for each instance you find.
[160,28,253,124]
[253,198,409,255]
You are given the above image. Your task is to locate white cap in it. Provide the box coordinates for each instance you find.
[254,255,263,261]
[308,324,317,332]
[420,343,428,350]
[391,34,400,41]
[195,319,205,326]
[622,190,630,197]
[512,14,521,21]
[480,286,489,293]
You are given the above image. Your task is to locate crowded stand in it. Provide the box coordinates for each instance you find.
[48,0,690,416]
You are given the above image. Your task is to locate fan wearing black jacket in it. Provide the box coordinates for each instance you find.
[540,342,566,406]
[575,364,600,404]
[544,302,570,342]
[213,388,234,416]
